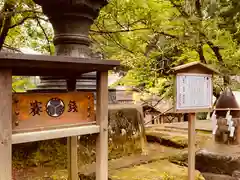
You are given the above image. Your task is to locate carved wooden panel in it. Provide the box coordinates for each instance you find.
[12,92,94,133]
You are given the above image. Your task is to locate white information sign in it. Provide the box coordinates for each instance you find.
[176,73,212,111]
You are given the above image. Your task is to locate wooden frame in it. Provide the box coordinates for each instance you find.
[171,62,218,180]
[174,73,213,113]
[0,52,119,180]
[0,69,12,180]
[96,71,108,180]
[0,52,119,76]
[12,125,100,144]
[12,92,95,132]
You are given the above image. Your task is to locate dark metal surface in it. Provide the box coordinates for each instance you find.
[31,0,109,90]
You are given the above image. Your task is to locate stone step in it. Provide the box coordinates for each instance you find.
[153,127,188,134]
[163,122,212,133]
[145,130,188,149]
[146,124,210,135]
[148,130,188,138]
[202,173,236,180]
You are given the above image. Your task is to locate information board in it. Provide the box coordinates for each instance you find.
[12,92,95,132]
[175,73,212,112]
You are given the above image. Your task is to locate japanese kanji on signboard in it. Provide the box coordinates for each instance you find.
[176,73,213,111]
[172,61,218,113]
[12,92,94,132]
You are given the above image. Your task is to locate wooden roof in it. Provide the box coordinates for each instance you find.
[0,52,120,76]
[171,62,220,74]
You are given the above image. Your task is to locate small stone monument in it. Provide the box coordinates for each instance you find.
[213,88,240,144]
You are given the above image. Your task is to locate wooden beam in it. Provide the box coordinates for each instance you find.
[188,113,196,180]
[96,71,108,180]
[0,69,12,180]
[12,125,100,144]
[0,52,120,76]
[213,108,240,111]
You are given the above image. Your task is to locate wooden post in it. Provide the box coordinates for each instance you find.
[171,62,217,180]
[0,70,12,180]
[67,79,78,180]
[96,71,108,180]
[67,136,78,180]
[188,113,196,180]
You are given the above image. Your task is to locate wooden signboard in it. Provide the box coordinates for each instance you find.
[0,52,120,180]
[172,62,219,180]
[172,62,218,113]
[12,92,95,133]
[175,73,213,113]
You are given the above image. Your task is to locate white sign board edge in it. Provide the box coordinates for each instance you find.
[175,73,213,113]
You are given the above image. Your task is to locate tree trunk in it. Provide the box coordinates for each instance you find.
[0,1,15,50]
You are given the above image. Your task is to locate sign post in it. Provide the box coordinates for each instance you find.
[172,62,218,180]
[188,113,196,180]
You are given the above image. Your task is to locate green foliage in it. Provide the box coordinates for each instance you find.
[12,139,68,168]
[1,0,239,97]
[91,0,240,99]
[12,76,36,92]
[13,108,144,171]
[197,112,208,120]
[162,172,175,180]
[0,0,54,91]
[3,0,54,54]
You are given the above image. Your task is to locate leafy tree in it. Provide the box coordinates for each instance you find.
[0,0,239,96]
[91,0,240,100]
[0,0,54,91]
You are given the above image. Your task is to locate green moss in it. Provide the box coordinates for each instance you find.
[13,106,147,180]
[168,151,188,166]
[146,129,212,150]
[196,130,211,134]
[146,131,188,148]
[110,160,205,180]
[13,139,68,169]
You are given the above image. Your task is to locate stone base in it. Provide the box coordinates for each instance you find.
[202,173,237,180]
[196,149,240,175]
[215,117,240,145]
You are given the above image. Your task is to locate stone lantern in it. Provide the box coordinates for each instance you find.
[32,0,116,102]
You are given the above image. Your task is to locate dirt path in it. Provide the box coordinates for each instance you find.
[14,121,215,180]
[14,143,182,180]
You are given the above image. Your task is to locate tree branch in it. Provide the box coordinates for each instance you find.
[144,33,160,57]
[90,27,150,34]
[168,0,189,18]
[94,23,136,54]
[35,15,53,55]
[2,44,22,53]
[9,15,34,29]
[195,0,202,18]
[0,1,16,50]
[169,0,224,66]
[205,40,223,63]
[156,31,179,39]
[197,43,206,63]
